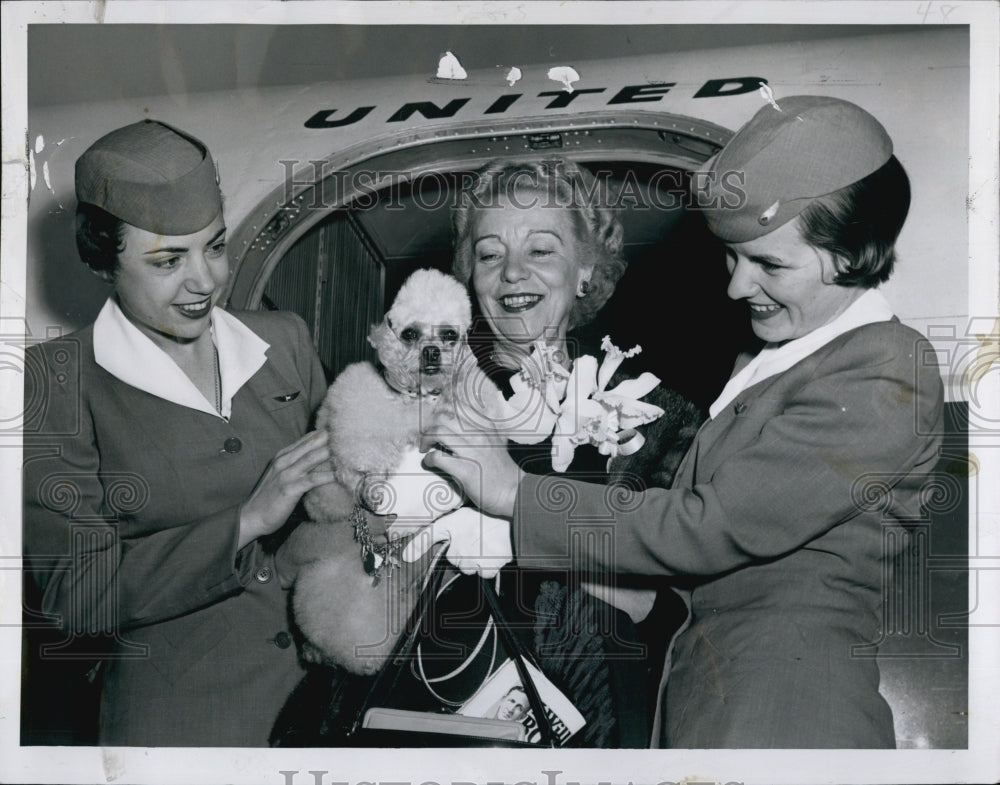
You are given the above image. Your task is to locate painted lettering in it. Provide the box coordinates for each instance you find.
[485,94,522,114]
[539,88,606,109]
[387,98,470,123]
[694,76,767,98]
[302,77,767,128]
[607,83,676,104]
[304,107,375,128]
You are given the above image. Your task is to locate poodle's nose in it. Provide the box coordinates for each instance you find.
[421,344,441,374]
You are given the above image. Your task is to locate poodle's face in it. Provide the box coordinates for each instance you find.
[369,317,465,397]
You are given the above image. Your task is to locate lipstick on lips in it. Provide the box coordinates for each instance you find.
[499,293,543,312]
[175,296,213,319]
[748,302,783,321]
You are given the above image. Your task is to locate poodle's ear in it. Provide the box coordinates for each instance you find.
[368,318,395,354]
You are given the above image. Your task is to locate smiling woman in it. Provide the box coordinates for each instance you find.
[724,218,867,343]
[109,218,231,398]
[469,200,586,350]
[22,120,336,746]
[452,159,628,368]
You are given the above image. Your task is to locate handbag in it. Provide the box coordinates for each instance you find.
[343,559,558,748]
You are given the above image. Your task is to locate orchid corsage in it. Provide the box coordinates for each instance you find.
[492,336,665,472]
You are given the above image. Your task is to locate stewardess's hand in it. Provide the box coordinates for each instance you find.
[238,430,336,548]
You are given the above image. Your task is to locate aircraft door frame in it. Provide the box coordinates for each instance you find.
[225,110,733,311]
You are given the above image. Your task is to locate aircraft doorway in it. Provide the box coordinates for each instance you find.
[233,126,754,411]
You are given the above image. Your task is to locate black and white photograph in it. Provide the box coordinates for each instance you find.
[1,2,997,784]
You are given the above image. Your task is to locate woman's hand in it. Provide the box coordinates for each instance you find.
[238,430,336,549]
[401,507,513,579]
[421,415,522,519]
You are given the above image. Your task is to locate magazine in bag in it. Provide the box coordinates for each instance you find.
[457,658,586,745]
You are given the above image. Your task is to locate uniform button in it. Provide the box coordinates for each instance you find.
[255,566,273,583]
[734,401,747,414]
[223,437,242,453]
[274,631,292,649]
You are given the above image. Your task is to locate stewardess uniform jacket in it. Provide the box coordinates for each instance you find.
[512,319,944,748]
[23,309,326,747]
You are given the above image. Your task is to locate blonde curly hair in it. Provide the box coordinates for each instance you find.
[451,158,626,330]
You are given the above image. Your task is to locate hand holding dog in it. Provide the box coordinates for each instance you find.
[409,413,522,578]
[239,430,336,548]
[421,413,522,519]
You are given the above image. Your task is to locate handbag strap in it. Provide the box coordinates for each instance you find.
[480,578,556,747]
[348,556,556,746]
[348,552,448,735]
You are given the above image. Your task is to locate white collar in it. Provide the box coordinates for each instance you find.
[709,288,895,419]
[93,298,270,420]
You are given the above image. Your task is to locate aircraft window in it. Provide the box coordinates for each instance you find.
[260,162,751,408]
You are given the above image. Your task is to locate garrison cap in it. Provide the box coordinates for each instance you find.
[697,95,893,243]
[75,120,222,235]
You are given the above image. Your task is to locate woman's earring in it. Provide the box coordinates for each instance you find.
[577,280,591,298]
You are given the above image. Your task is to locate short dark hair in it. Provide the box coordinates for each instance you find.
[798,155,910,288]
[75,202,126,275]
[452,159,626,330]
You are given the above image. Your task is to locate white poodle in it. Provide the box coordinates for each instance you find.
[303,267,473,524]
[288,268,488,675]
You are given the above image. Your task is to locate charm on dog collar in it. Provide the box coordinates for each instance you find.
[351,504,404,587]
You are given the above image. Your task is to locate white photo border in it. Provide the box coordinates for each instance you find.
[1,2,998,785]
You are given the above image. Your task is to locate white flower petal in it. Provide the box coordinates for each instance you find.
[490,381,551,445]
[603,372,660,401]
[567,354,599,399]
[597,352,625,392]
[544,381,565,414]
[507,404,558,445]
[551,434,575,472]
[608,400,665,429]
[557,397,604,440]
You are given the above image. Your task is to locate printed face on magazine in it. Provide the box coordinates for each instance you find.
[495,686,529,721]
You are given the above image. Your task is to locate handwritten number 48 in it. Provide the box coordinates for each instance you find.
[917,2,957,23]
